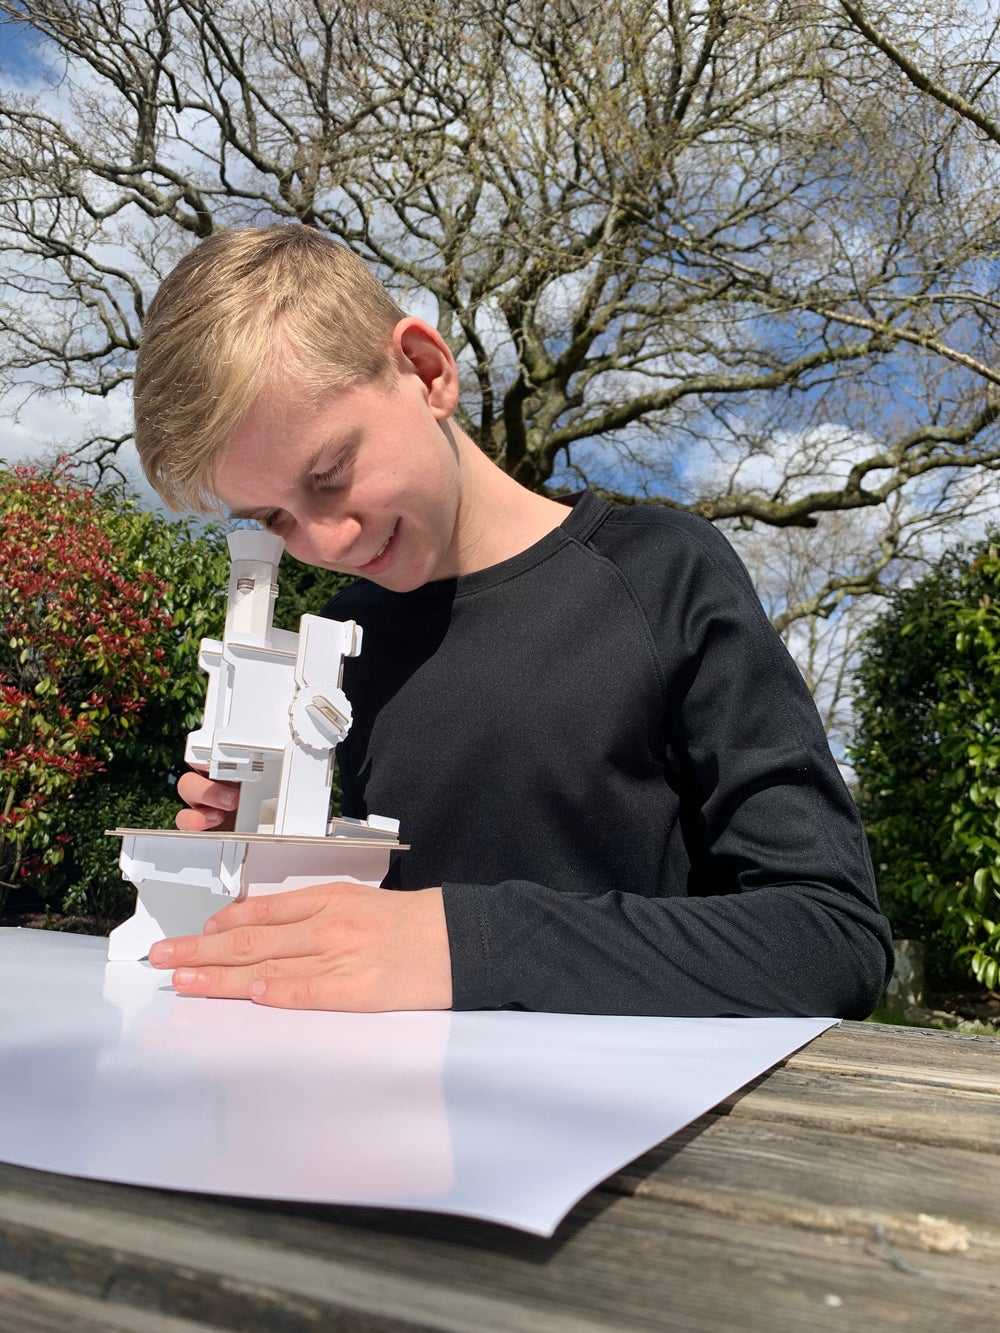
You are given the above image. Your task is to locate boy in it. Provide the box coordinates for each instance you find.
[135,225,893,1016]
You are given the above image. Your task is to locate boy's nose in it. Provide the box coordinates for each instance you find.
[301,515,363,569]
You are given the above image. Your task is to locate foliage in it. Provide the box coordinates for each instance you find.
[851,538,1000,989]
[50,776,181,930]
[0,465,172,908]
[271,555,353,632]
[0,469,357,924]
[103,509,230,780]
[0,463,235,919]
[936,546,1000,990]
[3,2,1000,631]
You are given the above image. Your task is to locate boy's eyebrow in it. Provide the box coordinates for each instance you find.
[227,503,273,521]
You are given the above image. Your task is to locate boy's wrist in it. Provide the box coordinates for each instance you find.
[406,887,453,1010]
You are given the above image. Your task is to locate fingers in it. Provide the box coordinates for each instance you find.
[166,962,374,1010]
[149,916,319,970]
[204,882,346,934]
[168,954,328,1003]
[248,975,367,1010]
[146,884,376,1008]
[175,767,239,832]
[175,806,236,832]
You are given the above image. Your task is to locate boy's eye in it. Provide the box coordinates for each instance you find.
[311,458,349,489]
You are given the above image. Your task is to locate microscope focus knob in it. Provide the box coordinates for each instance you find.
[289,683,353,751]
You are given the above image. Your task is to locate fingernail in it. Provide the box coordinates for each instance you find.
[221,790,238,808]
[250,980,267,999]
[149,942,172,965]
[203,809,224,825]
[203,918,219,935]
[173,968,199,987]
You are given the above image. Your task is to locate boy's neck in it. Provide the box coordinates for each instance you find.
[449,434,572,577]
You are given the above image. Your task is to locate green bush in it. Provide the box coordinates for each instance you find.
[1,466,176,911]
[935,545,1000,989]
[53,777,182,930]
[0,464,231,920]
[270,551,352,631]
[2,465,357,927]
[851,538,1000,989]
[62,504,234,928]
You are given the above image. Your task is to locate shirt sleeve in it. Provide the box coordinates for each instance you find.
[440,518,893,1018]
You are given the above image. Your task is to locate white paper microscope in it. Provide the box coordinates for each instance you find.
[107,530,403,961]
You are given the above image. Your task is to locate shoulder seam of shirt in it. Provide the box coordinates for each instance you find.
[596,508,855,885]
[600,507,778,643]
[559,527,669,705]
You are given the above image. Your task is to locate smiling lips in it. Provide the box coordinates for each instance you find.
[357,521,398,573]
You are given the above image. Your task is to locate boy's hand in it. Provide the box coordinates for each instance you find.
[175,767,239,832]
[147,882,453,1011]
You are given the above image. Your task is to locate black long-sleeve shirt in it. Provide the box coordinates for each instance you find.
[325,490,893,1017]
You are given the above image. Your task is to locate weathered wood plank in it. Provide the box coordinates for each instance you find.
[0,1273,220,1332]
[1,1162,998,1333]
[603,1115,1000,1255]
[786,1022,1000,1093]
[716,1063,1000,1153]
[0,1181,609,1333]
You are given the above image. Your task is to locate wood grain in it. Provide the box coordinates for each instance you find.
[1,1165,998,1332]
[0,1274,220,1333]
[604,1115,1000,1255]
[788,1020,1000,1093]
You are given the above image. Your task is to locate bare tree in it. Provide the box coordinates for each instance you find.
[732,466,1000,754]
[1,0,1000,631]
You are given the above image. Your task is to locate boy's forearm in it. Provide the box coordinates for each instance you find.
[440,876,893,1018]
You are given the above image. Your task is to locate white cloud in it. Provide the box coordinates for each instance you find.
[0,386,163,510]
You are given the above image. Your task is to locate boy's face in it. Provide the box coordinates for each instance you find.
[214,348,469,591]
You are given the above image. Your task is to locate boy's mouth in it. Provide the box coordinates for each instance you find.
[357,521,399,573]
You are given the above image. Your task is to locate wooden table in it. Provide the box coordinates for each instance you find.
[1,1020,997,1332]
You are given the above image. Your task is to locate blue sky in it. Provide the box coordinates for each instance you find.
[0,18,52,85]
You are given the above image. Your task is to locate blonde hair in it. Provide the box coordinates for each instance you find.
[133,226,406,512]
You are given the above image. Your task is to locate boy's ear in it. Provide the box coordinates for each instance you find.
[392,318,458,419]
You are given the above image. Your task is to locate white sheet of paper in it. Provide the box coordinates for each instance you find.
[0,928,835,1235]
